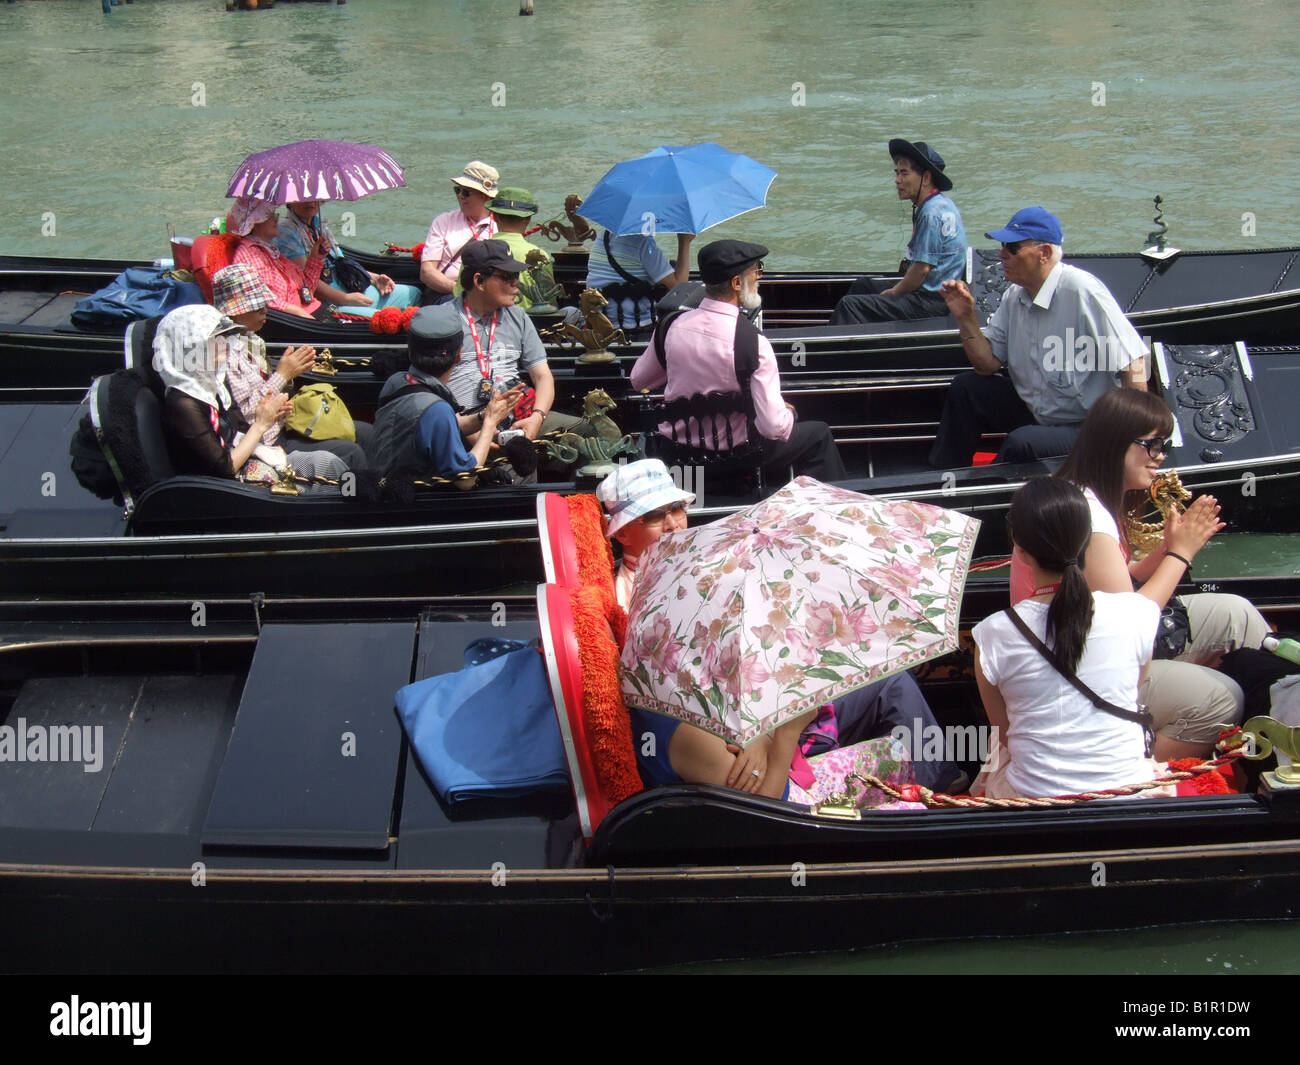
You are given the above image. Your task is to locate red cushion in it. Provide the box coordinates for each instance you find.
[192,232,241,304]
[538,582,642,840]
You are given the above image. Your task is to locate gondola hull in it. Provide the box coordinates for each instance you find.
[1,596,1298,974]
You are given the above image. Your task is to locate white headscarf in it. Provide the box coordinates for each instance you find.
[152,304,240,410]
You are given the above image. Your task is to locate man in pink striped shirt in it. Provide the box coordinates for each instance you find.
[629,239,845,483]
[419,161,500,300]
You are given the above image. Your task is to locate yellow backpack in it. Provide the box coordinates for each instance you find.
[286,383,355,442]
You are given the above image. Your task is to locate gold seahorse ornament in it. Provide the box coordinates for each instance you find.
[1125,471,1193,559]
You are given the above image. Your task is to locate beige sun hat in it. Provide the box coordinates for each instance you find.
[452,161,500,197]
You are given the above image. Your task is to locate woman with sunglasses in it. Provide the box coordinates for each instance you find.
[418,162,500,303]
[1046,388,1270,759]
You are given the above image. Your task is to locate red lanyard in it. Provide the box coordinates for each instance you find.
[463,302,498,379]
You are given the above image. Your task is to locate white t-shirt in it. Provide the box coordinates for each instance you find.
[972,591,1159,797]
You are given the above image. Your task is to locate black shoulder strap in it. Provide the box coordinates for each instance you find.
[1001,606,1155,754]
[651,308,688,369]
[603,231,644,287]
[732,312,760,392]
[377,381,436,410]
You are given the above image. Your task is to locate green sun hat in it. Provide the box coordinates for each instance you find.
[489,187,538,218]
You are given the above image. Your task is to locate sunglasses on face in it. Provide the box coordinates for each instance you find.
[640,502,688,525]
[1133,435,1174,459]
[1000,240,1038,255]
[455,187,474,198]
[489,270,520,284]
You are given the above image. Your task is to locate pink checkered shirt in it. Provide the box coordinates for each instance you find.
[233,239,324,315]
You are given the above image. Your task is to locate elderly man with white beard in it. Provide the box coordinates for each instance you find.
[629,239,845,483]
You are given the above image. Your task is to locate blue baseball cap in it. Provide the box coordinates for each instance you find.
[986,206,1063,245]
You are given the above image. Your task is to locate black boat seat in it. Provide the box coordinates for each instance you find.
[641,389,769,494]
[123,315,166,398]
[133,384,175,483]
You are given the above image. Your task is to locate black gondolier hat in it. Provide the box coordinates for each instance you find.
[888,139,953,191]
[698,239,768,284]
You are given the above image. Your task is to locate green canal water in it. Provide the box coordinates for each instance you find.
[1,0,1298,976]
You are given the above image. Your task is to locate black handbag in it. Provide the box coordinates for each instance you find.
[331,256,372,294]
[1152,597,1192,660]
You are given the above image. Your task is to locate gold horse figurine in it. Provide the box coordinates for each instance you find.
[555,289,628,364]
[536,194,597,253]
[535,388,639,477]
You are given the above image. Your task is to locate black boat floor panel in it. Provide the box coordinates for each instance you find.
[201,621,414,853]
[0,403,114,517]
[397,620,581,871]
[0,290,56,324]
[95,674,242,835]
[21,292,81,330]
[0,404,34,467]
[0,675,142,830]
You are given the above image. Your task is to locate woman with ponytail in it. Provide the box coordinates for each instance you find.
[972,478,1160,798]
[1051,388,1270,759]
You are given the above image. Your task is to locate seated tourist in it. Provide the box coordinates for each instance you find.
[371,303,523,483]
[211,264,369,472]
[273,198,420,319]
[584,228,693,328]
[972,478,1161,798]
[629,240,846,483]
[1051,388,1270,759]
[419,161,501,303]
[229,197,325,320]
[154,297,348,491]
[597,458,963,797]
[452,188,557,312]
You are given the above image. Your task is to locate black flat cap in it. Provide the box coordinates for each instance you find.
[698,239,768,285]
[461,238,529,281]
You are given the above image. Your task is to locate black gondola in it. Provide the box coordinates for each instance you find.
[1,547,1298,973]
[3,245,1299,401]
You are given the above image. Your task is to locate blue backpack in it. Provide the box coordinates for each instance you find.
[72,267,204,331]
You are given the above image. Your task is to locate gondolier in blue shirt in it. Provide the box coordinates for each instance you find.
[830,139,968,324]
[929,206,1148,468]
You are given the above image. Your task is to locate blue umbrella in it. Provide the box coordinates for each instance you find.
[579,142,777,236]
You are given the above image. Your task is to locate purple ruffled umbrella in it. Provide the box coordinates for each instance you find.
[226,140,406,204]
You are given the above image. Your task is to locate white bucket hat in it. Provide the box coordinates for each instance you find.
[596,459,695,538]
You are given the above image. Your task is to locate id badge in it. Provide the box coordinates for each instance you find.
[476,377,495,405]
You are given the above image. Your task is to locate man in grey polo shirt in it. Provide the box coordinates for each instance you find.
[448,239,579,441]
[929,206,1147,468]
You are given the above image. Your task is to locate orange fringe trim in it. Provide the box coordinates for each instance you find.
[570,583,642,804]
[565,494,617,596]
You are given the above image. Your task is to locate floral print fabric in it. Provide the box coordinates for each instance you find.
[620,477,980,747]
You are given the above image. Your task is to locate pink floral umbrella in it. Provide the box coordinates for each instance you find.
[619,477,980,748]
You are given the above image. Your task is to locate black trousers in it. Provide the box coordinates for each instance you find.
[829,276,950,325]
[760,420,846,483]
[927,371,1082,469]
